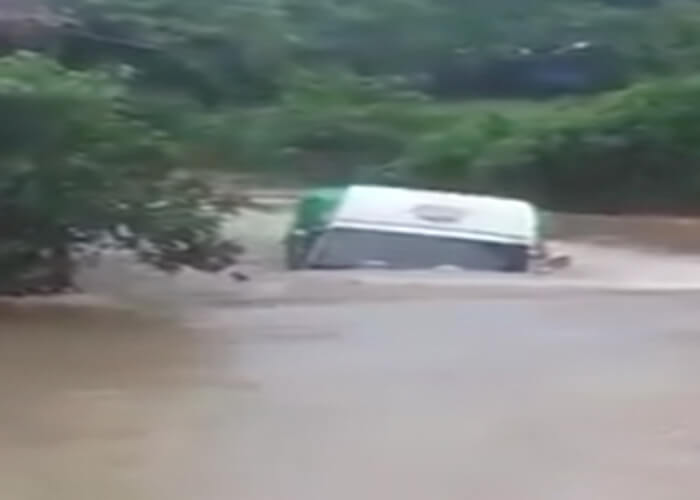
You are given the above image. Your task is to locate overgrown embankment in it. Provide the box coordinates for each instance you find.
[207,74,700,215]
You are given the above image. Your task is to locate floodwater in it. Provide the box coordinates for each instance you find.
[4,213,700,499]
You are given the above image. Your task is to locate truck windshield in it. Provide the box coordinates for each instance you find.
[307,228,527,272]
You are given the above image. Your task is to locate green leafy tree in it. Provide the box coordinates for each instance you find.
[0,52,240,294]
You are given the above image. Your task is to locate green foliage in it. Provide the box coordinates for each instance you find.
[5,0,700,294]
[390,76,700,213]
[0,53,239,293]
[137,67,700,214]
[140,71,454,183]
[56,0,700,100]
[237,71,436,180]
[515,77,700,212]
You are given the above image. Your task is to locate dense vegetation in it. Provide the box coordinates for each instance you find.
[3,0,700,289]
[48,0,700,199]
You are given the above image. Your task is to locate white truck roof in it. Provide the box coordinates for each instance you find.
[329,185,537,246]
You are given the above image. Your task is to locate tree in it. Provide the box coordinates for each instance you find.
[0,52,240,294]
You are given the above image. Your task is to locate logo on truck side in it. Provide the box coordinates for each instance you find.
[412,205,466,223]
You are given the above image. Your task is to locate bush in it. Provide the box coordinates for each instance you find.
[492,77,700,212]
[386,77,700,213]
[160,70,451,183]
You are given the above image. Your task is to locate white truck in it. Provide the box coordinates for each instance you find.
[287,185,550,273]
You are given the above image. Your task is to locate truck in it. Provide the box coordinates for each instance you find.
[285,185,549,273]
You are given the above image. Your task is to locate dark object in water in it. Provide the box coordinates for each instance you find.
[548,255,572,269]
[534,254,572,274]
[230,271,251,282]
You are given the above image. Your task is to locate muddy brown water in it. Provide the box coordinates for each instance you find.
[4,214,700,499]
